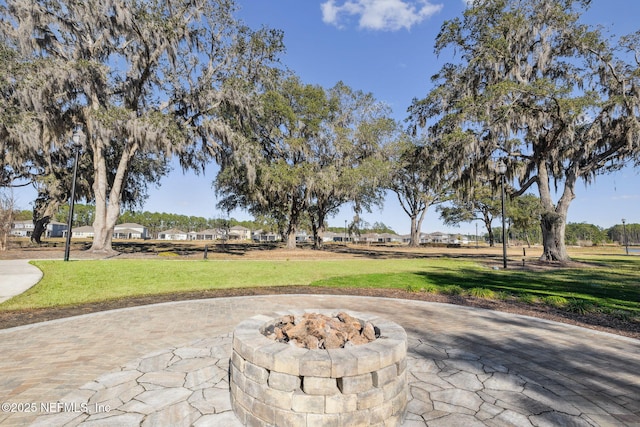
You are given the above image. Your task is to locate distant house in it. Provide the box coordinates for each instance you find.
[70,226,95,238]
[47,222,67,238]
[158,228,188,241]
[295,231,310,243]
[229,225,251,240]
[190,228,226,241]
[359,233,383,243]
[10,220,34,238]
[322,231,341,243]
[11,220,71,239]
[379,233,403,243]
[427,232,451,244]
[252,230,281,242]
[113,223,148,239]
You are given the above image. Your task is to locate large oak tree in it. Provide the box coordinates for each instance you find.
[216,77,393,249]
[409,0,640,261]
[1,0,282,254]
[388,134,449,247]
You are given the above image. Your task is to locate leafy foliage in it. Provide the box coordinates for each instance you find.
[438,181,502,246]
[565,223,607,246]
[216,77,394,248]
[0,0,283,253]
[409,0,640,261]
[388,134,449,246]
[609,223,640,245]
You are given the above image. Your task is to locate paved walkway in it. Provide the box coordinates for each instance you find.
[1,295,639,426]
[0,260,42,303]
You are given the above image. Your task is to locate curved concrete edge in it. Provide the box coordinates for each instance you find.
[0,259,43,303]
[1,294,638,345]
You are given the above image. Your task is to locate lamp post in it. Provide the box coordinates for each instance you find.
[475,222,479,249]
[344,219,347,244]
[622,218,629,255]
[497,159,507,269]
[64,128,84,262]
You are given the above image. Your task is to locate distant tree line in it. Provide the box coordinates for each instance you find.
[11,203,636,247]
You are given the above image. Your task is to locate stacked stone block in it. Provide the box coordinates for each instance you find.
[229,310,408,427]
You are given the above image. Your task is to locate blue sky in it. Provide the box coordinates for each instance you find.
[13,0,640,234]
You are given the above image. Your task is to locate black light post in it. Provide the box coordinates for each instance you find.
[497,160,507,269]
[622,218,629,255]
[64,128,84,262]
[475,222,479,249]
[344,219,347,243]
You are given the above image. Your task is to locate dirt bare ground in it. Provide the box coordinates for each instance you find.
[1,242,638,339]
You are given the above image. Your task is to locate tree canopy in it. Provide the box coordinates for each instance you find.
[216,77,394,249]
[388,133,449,247]
[0,0,283,253]
[409,0,640,261]
[438,180,502,247]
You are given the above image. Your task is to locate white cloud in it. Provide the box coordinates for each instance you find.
[321,0,443,31]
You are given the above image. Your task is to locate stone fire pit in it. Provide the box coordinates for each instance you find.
[230,310,408,426]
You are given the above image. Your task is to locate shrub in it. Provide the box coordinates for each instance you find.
[518,293,539,304]
[566,298,598,315]
[157,251,179,257]
[598,307,633,321]
[441,285,465,296]
[496,291,512,301]
[542,295,568,308]
[420,284,440,294]
[469,287,496,299]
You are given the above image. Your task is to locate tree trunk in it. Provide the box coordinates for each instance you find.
[90,137,138,255]
[0,192,14,251]
[31,216,50,244]
[32,196,60,244]
[408,207,427,247]
[483,213,494,247]
[537,162,575,262]
[312,223,325,250]
[311,209,326,250]
[540,211,569,261]
[409,215,419,247]
[286,227,297,249]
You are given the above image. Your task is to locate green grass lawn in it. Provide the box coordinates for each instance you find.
[313,256,640,314]
[0,258,434,309]
[1,256,639,318]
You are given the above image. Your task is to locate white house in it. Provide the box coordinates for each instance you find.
[158,228,189,241]
[190,228,226,241]
[229,225,251,240]
[70,225,95,238]
[11,220,70,238]
[321,231,341,243]
[359,233,384,243]
[252,230,281,242]
[113,223,148,239]
[10,220,34,237]
[427,232,451,244]
[295,231,311,243]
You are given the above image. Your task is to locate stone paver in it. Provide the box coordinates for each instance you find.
[0,296,638,426]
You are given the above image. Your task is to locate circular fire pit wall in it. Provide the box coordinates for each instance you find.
[230,310,408,426]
